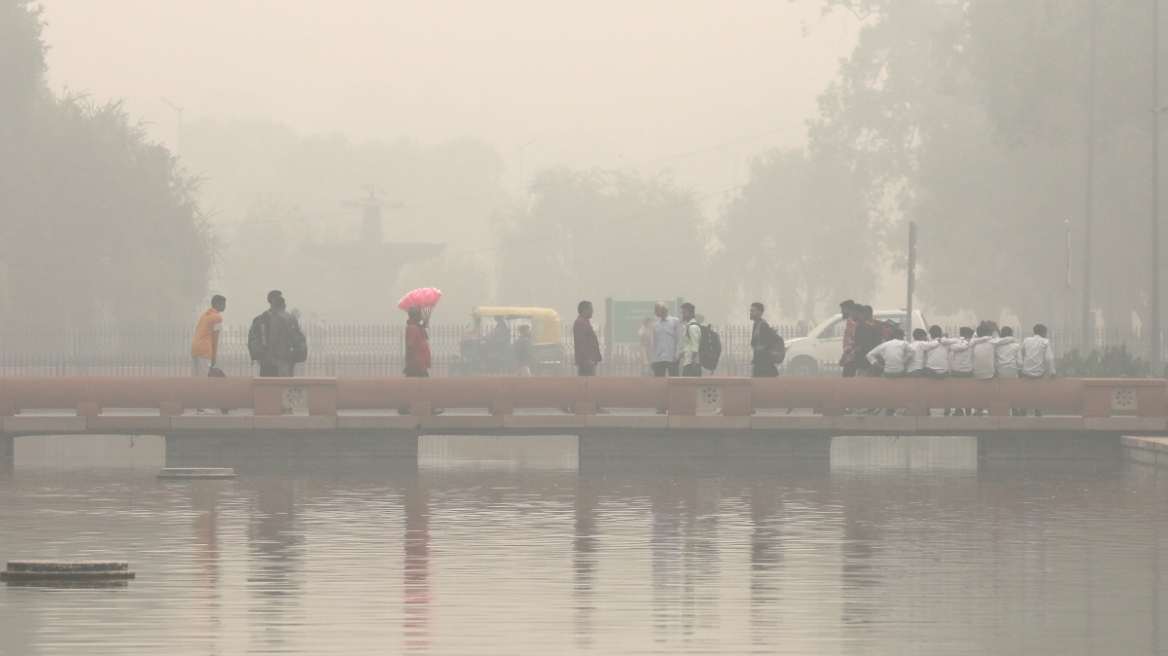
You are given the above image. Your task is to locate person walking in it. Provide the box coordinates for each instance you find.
[851,305,883,378]
[515,324,534,376]
[404,306,432,378]
[749,302,780,378]
[638,317,654,376]
[266,295,301,377]
[191,295,225,377]
[838,300,860,377]
[573,300,602,376]
[650,302,683,377]
[680,302,702,377]
[248,290,283,377]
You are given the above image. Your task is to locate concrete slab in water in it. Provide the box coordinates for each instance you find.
[2,560,135,581]
[157,467,236,479]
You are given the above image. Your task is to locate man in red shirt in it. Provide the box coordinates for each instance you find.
[573,300,602,376]
[404,307,431,377]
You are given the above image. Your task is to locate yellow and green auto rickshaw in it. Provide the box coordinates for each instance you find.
[457,307,565,375]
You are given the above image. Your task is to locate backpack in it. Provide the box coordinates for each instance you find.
[247,312,269,362]
[698,324,722,371]
[770,334,787,365]
[290,324,309,364]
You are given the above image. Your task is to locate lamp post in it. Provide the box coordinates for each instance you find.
[1083,0,1097,352]
[1153,0,1164,371]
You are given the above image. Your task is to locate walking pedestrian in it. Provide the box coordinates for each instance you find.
[680,302,702,377]
[248,290,283,377]
[638,317,654,376]
[851,305,883,378]
[749,302,780,378]
[266,295,301,377]
[651,302,683,377]
[573,301,602,376]
[838,300,859,377]
[191,295,225,377]
[515,324,534,376]
[404,306,432,378]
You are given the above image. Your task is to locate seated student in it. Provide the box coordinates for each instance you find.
[867,328,912,378]
[947,327,976,378]
[971,322,998,381]
[923,325,950,379]
[1020,323,1056,417]
[906,328,930,377]
[995,326,1021,379]
[945,327,975,416]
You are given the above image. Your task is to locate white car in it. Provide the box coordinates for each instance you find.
[783,310,929,377]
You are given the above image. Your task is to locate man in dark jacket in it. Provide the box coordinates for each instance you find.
[750,302,780,378]
[573,300,602,376]
[248,290,283,377]
[851,305,884,378]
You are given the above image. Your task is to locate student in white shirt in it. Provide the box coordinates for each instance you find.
[867,328,912,378]
[923,325,951,378]
[1020,324,1056,379]
[906,329,930,377]
[994,326,1021,379]
[1020,324,1056,417]
[947,327,976,378]
[971,323,997,381]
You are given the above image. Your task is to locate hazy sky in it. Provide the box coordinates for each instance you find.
[40,0,860,201]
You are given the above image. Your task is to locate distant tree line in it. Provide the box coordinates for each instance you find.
[0,0,214,326]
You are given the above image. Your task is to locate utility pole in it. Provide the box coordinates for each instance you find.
[1154,0,1164,371]
[1083,0,1098,352]
[905,222,917,334]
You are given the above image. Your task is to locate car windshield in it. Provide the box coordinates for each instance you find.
[819,320,846,340]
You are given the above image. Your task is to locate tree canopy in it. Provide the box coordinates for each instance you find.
[0,0,214,326]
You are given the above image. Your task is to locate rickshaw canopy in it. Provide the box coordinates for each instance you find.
[470,307,563,346]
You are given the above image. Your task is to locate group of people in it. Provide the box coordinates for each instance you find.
[837,299,1056,381]
[189,290,308,379]
[576,300,785,378]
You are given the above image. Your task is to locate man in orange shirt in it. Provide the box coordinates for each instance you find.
[191,295,226,376]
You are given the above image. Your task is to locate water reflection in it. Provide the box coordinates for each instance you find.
[0,433,1165,654]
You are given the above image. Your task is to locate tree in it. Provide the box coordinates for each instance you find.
[494,168,707,313]
[716,147,877,322]
[812,0,1165,330]
[0,0,214,327]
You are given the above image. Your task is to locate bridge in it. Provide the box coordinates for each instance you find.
[0,376,1165,468]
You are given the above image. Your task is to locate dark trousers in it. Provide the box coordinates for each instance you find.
[259,362,278,377]
[405,370,429,378]
[652,361,680,377]
[682,363,702,377]
[578,363,597,377]
[752,361,779,378]
[842,361,858,377]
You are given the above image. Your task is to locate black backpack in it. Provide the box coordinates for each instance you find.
[770,334,787,365]
[698,324,722,371]
[247,312,269,362]
[290,324,308,364]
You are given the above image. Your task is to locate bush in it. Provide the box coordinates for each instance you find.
[1056,345,1152,378]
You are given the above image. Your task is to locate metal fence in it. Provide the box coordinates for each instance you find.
[0,323,1158,377]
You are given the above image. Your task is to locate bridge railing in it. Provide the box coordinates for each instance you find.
[0,376,1163,419]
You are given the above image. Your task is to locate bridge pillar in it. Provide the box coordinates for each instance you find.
[976,432,1122,461]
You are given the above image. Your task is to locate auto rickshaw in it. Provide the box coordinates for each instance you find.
[456,307,564,375]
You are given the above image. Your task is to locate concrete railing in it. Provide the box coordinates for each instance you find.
[0,376,1164,419]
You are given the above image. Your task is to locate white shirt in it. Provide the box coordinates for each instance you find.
[651,315,683,363]
[867,339,911,374]
[947,337,974,373]
[971,336,998,380]
[923,339,949,372]
[1021,335,1056,378]
[906,340,930,373]
[995,337,1021,378]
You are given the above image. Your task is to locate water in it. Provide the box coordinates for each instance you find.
[1,434,1166,655]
